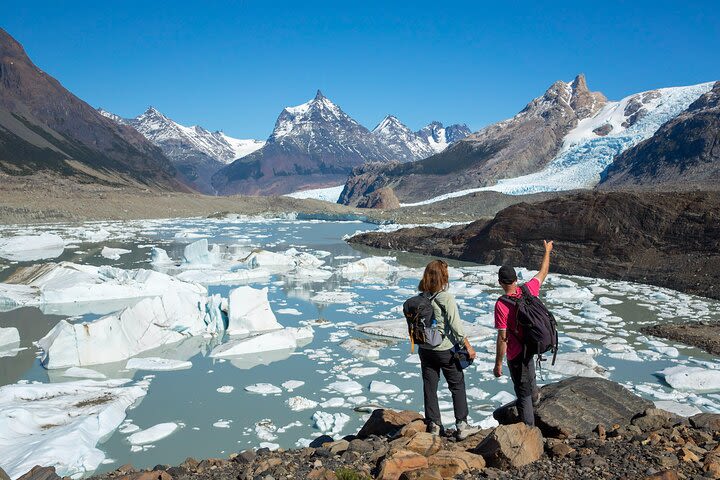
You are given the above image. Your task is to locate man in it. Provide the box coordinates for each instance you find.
[493,240,553,426]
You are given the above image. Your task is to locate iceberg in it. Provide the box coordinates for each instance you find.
[338,257,397,278]
[546,352,607,378]
[182,239,219,265]
[312,411,350,436]
[209,327,314,358]
[356,318,494,342]
[660,366,720,392]
[37,290,222,369]
[0,378,148,479]
[226,286,282,335]
[150,247,173,265]
[125,357,193,371]
[127,422,178,445]
[100,247,131,260]
[0,233,64,261]
[369,381,401,395]
[0,327,19,348]
[0,262,207,315]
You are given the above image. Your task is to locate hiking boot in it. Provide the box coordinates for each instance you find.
[455,420,480,441]
[427,422,443,436]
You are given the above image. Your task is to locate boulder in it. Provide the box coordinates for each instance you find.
[356,187,401,210]
[378,450,429,480]
[399,469,443,480]
[689,413,720,432]
[400,420,428,438]
[404,432,443,457]
[358,409,423,439]
[495,377,653,437]
[427,450,486,476]
[0,468,10,480]
[16,467,61,480]
[474,423,543,469]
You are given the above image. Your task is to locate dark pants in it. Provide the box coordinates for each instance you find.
[508,355,538,426]
[419,348,468,426]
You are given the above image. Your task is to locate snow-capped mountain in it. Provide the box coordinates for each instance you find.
[371,116,471,162]
[99,107,264,193]
[212,90,397,195]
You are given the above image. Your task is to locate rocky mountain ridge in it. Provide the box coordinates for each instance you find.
[371,115,470,163]
[99,107,264,193]
[0,28,185,191]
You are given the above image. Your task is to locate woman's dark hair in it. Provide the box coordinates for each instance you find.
[418,259,449,293]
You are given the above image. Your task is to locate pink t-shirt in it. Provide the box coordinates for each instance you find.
[494,277,541,361]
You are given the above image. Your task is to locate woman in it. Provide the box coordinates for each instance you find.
[417,259,479,440]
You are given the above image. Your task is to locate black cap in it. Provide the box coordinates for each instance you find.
[498,265,517,285]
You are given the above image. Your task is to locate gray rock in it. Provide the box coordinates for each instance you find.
[16,466,60,480]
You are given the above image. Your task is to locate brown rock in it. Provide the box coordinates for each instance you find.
[400,420,428,438]
[378,450,429,480]
[549,443,575,458]
[704,456,720,479]
[327,439,350,455]
[690,413,720,432]
[180,458,199,470]
[404,432,443,456]
[427,450,485,477]
[679,447,700,463]
[356,187,401,210]
[399,468,443,480]
[475,423,544,469]
[118,471,172,480]
[358,409,423,439]
[307,467,338,480]
[0,467,10,480]
[17,467,61,480]
[643,471,679,480]
[116,464,136,474]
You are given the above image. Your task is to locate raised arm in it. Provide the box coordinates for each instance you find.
[534,240,553,285]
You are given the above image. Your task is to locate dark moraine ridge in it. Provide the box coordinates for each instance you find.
[348,191,720,300]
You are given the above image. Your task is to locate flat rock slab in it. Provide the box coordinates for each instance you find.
[536,376,653,437]
[475,423,543,469]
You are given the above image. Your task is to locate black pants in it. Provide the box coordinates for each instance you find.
[419,348,468,426]
[508,354,537,426]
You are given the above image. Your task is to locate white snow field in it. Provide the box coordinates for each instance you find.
[0,217,718,478]
[0,233,65,262]
[285,185,345,203]
[0,379,149,479]
[401,82,714,206]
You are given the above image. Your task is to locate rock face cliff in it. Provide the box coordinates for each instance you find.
[339,74,606,206]
[348,191,720,300]
[599,81,720,191]
[0,28,185,190]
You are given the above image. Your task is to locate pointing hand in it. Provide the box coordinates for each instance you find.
[544,240,554,253]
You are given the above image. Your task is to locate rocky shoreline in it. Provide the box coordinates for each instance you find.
[642,322,720,356]
[7,377,720,480]
[348,190,720,300]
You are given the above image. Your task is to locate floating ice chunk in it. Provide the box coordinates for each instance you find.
[311,291,358,304]
[653,400,702,417]
[340,338,384,359]
[0,233,64,261]
[182,239,218,265]
[210,327,313,358]
[38,291,219,369]
[327,380,363,396]
[127,422,178,445]
[546,352,606,378]
[226,286,282,335]
[651,345,680,358]
[245,383,282,395]
[62,367,107,380]
[286,396,318,411]
[281,380,305,391]
[660,366,720,392]
[175,268,271,285]
[101,247,131,260]
[338,257,397,278]
[348,367,380,377]
[544,288,594,303]
[320,397,346,408]
[466,387,489,400]
[369,381,401,395]
[478,415,499,429]
[255,419,277,441]
[405,354,421,364]
[245,250,296,269]
[213,420,231,428]
[216,386,234,394]
[0,327,19,347]
[277,308,302,316]
[150,247,173,265]
[0,378,148,479]
[598,297,623,305]
[125,357,193,371]
[491,391,516,404]
[312,411,350,436]
[259,442,279,451]
[356,318,493,342]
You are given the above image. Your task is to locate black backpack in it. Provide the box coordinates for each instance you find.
[403,292,444,352]
[500,284,559,365]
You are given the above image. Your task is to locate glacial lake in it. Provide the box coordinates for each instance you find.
[1,216,719,478]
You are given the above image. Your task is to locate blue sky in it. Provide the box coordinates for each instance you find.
[4,1,719,139]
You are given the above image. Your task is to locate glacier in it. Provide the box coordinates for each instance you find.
[401,82,714,206]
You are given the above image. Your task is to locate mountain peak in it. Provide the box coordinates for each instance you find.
[315,89,325,100]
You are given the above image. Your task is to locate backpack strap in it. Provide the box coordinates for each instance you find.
[498,295,517,308]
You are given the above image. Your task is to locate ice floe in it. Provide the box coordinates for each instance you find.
[0,233,64,262]
[127,422,179,445]
[312,411,350,436]
[0,379,148,479]
[210,326,313,358]
[356,318,494,342]
[286,396,318,411]
[100,247,131,260]
[125,357,193,372]
[660,366,720,392]
[0,327,19,348]
[226,286,282,335]
[245,383,282,395]
[216,386,234,394]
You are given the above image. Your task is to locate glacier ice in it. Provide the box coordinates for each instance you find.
[0,327,19,348]
[100,247,131,260]
[226,286,282,335]
[660,366,720,392]
[0,233,64,262]
[0,379,148,479]
[127,422,178,445]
